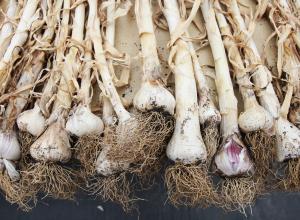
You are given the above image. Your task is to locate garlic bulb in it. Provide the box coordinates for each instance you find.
[95,145,129,176]
[66,104,104,137]
[238,105,274,133]
[17,102,46,136]
[134,80,175,115]
[30,119,71,162]
[275,117,300,162]
[215,135,253,176]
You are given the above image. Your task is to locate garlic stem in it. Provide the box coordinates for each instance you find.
[201,0,238,138]
[201,0,253,176]
[214,1,273,133]
[0,0,17,59]
[133,0,175,115]
[52,2,85,114]
[186,34,221,126]
[102,0,116,126]
[163,0,207,164]
[0,0,40,95]
[88,0,131,123]
[66,28,104,137]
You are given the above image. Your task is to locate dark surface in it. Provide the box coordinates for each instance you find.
[0,175,299,220]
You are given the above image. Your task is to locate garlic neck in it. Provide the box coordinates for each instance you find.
[102,97,116,126]
[136,0,161,82]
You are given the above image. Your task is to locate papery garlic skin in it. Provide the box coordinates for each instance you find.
[215,136,254,176]
[238,105,274,133]
[30,119,71,163]
[17,102,46,136]
[66,105,104,137]
[276,117,300,162]
[0,131,21,181]
[0,131,21,161]
[133,80,175,115]
[95,145,129,176]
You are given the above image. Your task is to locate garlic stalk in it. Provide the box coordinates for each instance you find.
[225,0,300,162]
[89,0,172,177]
[163,0,206,168]
[102,0,116,126]
[0,0,40,95]
[201,0,253,177]
[0,0,17,59]
[65,37,104,137]
[134,0,175,115]
[215,2,273,134]
[88,0,130,176]
[187,34,221,159]
[17,0,70,137]
[162,0,217,206]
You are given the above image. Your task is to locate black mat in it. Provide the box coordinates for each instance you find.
[0,176,299,220]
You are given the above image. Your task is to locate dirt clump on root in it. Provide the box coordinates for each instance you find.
[88,172,136,212]
[107,111,174,177]
[165,163,218,207]
[75,134,103,177]
[218,176,263,214]
[21,162,78,200]
[0,172,37,211]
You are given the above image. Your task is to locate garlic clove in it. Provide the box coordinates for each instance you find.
[214,135,253,176]
[238,105,273,133]
[66,105,104,137]
[95,145,129,176]
[17,102,46,136]
[0,130,21,161]
[275,117,300,162]
[30,119,71,163]
[3,159,20,181]
[133,80,176,115]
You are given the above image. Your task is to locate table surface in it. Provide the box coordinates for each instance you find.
[0,175,299,220]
